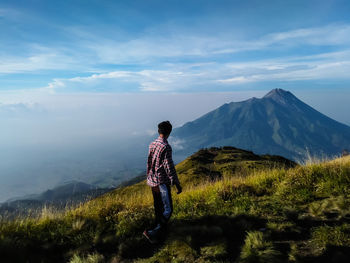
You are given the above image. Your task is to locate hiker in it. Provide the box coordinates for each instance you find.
[143,121,182,243]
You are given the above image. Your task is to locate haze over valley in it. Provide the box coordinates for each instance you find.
[1,0,350,203]
[1,89,349,202]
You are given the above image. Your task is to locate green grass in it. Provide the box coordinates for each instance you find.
[311,224,350,249]
[0,148,350,262]
[238,231,281,263]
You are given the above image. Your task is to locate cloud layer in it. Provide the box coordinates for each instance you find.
[5,23,344,93]
[1,1,350,94]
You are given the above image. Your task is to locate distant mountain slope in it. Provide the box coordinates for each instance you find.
[0,181,112,217]
[172,89,350,161]
[6,181,102,202]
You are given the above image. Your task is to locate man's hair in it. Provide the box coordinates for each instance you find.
[158,121,172,136]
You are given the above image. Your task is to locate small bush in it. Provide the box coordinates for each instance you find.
[69,253,104,263]
[200,241,227,260]
[246,170,285,195]
[116,207,153,238]
[288,242,298,262]
[311,224,350,249]
[238,231,281,263]
[331,196,350,218]
[308,201,328,218]
[267,221,295,232]
[146,240,197,263]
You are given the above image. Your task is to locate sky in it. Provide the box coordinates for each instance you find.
[1,0,350,121]
[1,0,350,200]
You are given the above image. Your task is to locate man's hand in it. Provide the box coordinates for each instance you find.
[175,183,182,194]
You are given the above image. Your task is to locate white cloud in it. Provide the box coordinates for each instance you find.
[217,50,350,84]
[218,76,254,84]
[212,24,350,55]
[2,21,350,95]
[2,23,350,76]
[81,34,223,64]
[42,48,350,93]
[269,24,350,45]
[169,137,186,150]
[0,51,79,74]
[90,24,350,62]
[45,69,204,92]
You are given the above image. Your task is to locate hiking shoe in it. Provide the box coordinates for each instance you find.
[143,230,157,244]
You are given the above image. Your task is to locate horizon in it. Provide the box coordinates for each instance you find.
[1,0,350,201]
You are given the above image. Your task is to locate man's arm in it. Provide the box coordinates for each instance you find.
[147,145,153,176]
[163,146,182,194]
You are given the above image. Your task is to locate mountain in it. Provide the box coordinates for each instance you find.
[0,181,112,217]
[5,181,104,203]
[172,89,350,161]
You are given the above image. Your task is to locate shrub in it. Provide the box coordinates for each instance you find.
[238,231,281,263]
[246,170,285,195]
[116,207,153,238]
[200,241,227,260]
[308,201,329,218]
[275,165,320,203]
[311,224,350,249]
[69,253,104,263]
[146,240,197,263]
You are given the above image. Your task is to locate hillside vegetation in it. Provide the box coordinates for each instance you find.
[1,147,350,263]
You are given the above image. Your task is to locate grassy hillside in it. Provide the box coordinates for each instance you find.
[1,148,350,263]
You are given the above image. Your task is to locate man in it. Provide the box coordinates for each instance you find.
[143,121,182,243]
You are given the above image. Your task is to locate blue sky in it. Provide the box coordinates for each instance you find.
[0,0,350,124]
[1,0,350,200]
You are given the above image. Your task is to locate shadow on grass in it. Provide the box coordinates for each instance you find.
[300,245,350,263]
[2,213,350,263]
[119,214,267,261]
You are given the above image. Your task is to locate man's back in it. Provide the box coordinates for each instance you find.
[147,136,178,187]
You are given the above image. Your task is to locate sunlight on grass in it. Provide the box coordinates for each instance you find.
[0,151,350,262]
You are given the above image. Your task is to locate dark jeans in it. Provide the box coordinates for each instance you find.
[150,184,173,235]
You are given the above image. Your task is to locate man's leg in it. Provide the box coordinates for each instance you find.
[151,186,163,226]
[146,184,173,241]
[144,186,163,242]
[158,184,173,226]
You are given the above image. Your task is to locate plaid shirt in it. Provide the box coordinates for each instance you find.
[147,136,180,187]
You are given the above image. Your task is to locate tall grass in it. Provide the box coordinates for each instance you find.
[0,154,349,262]
[238,231,281,263]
